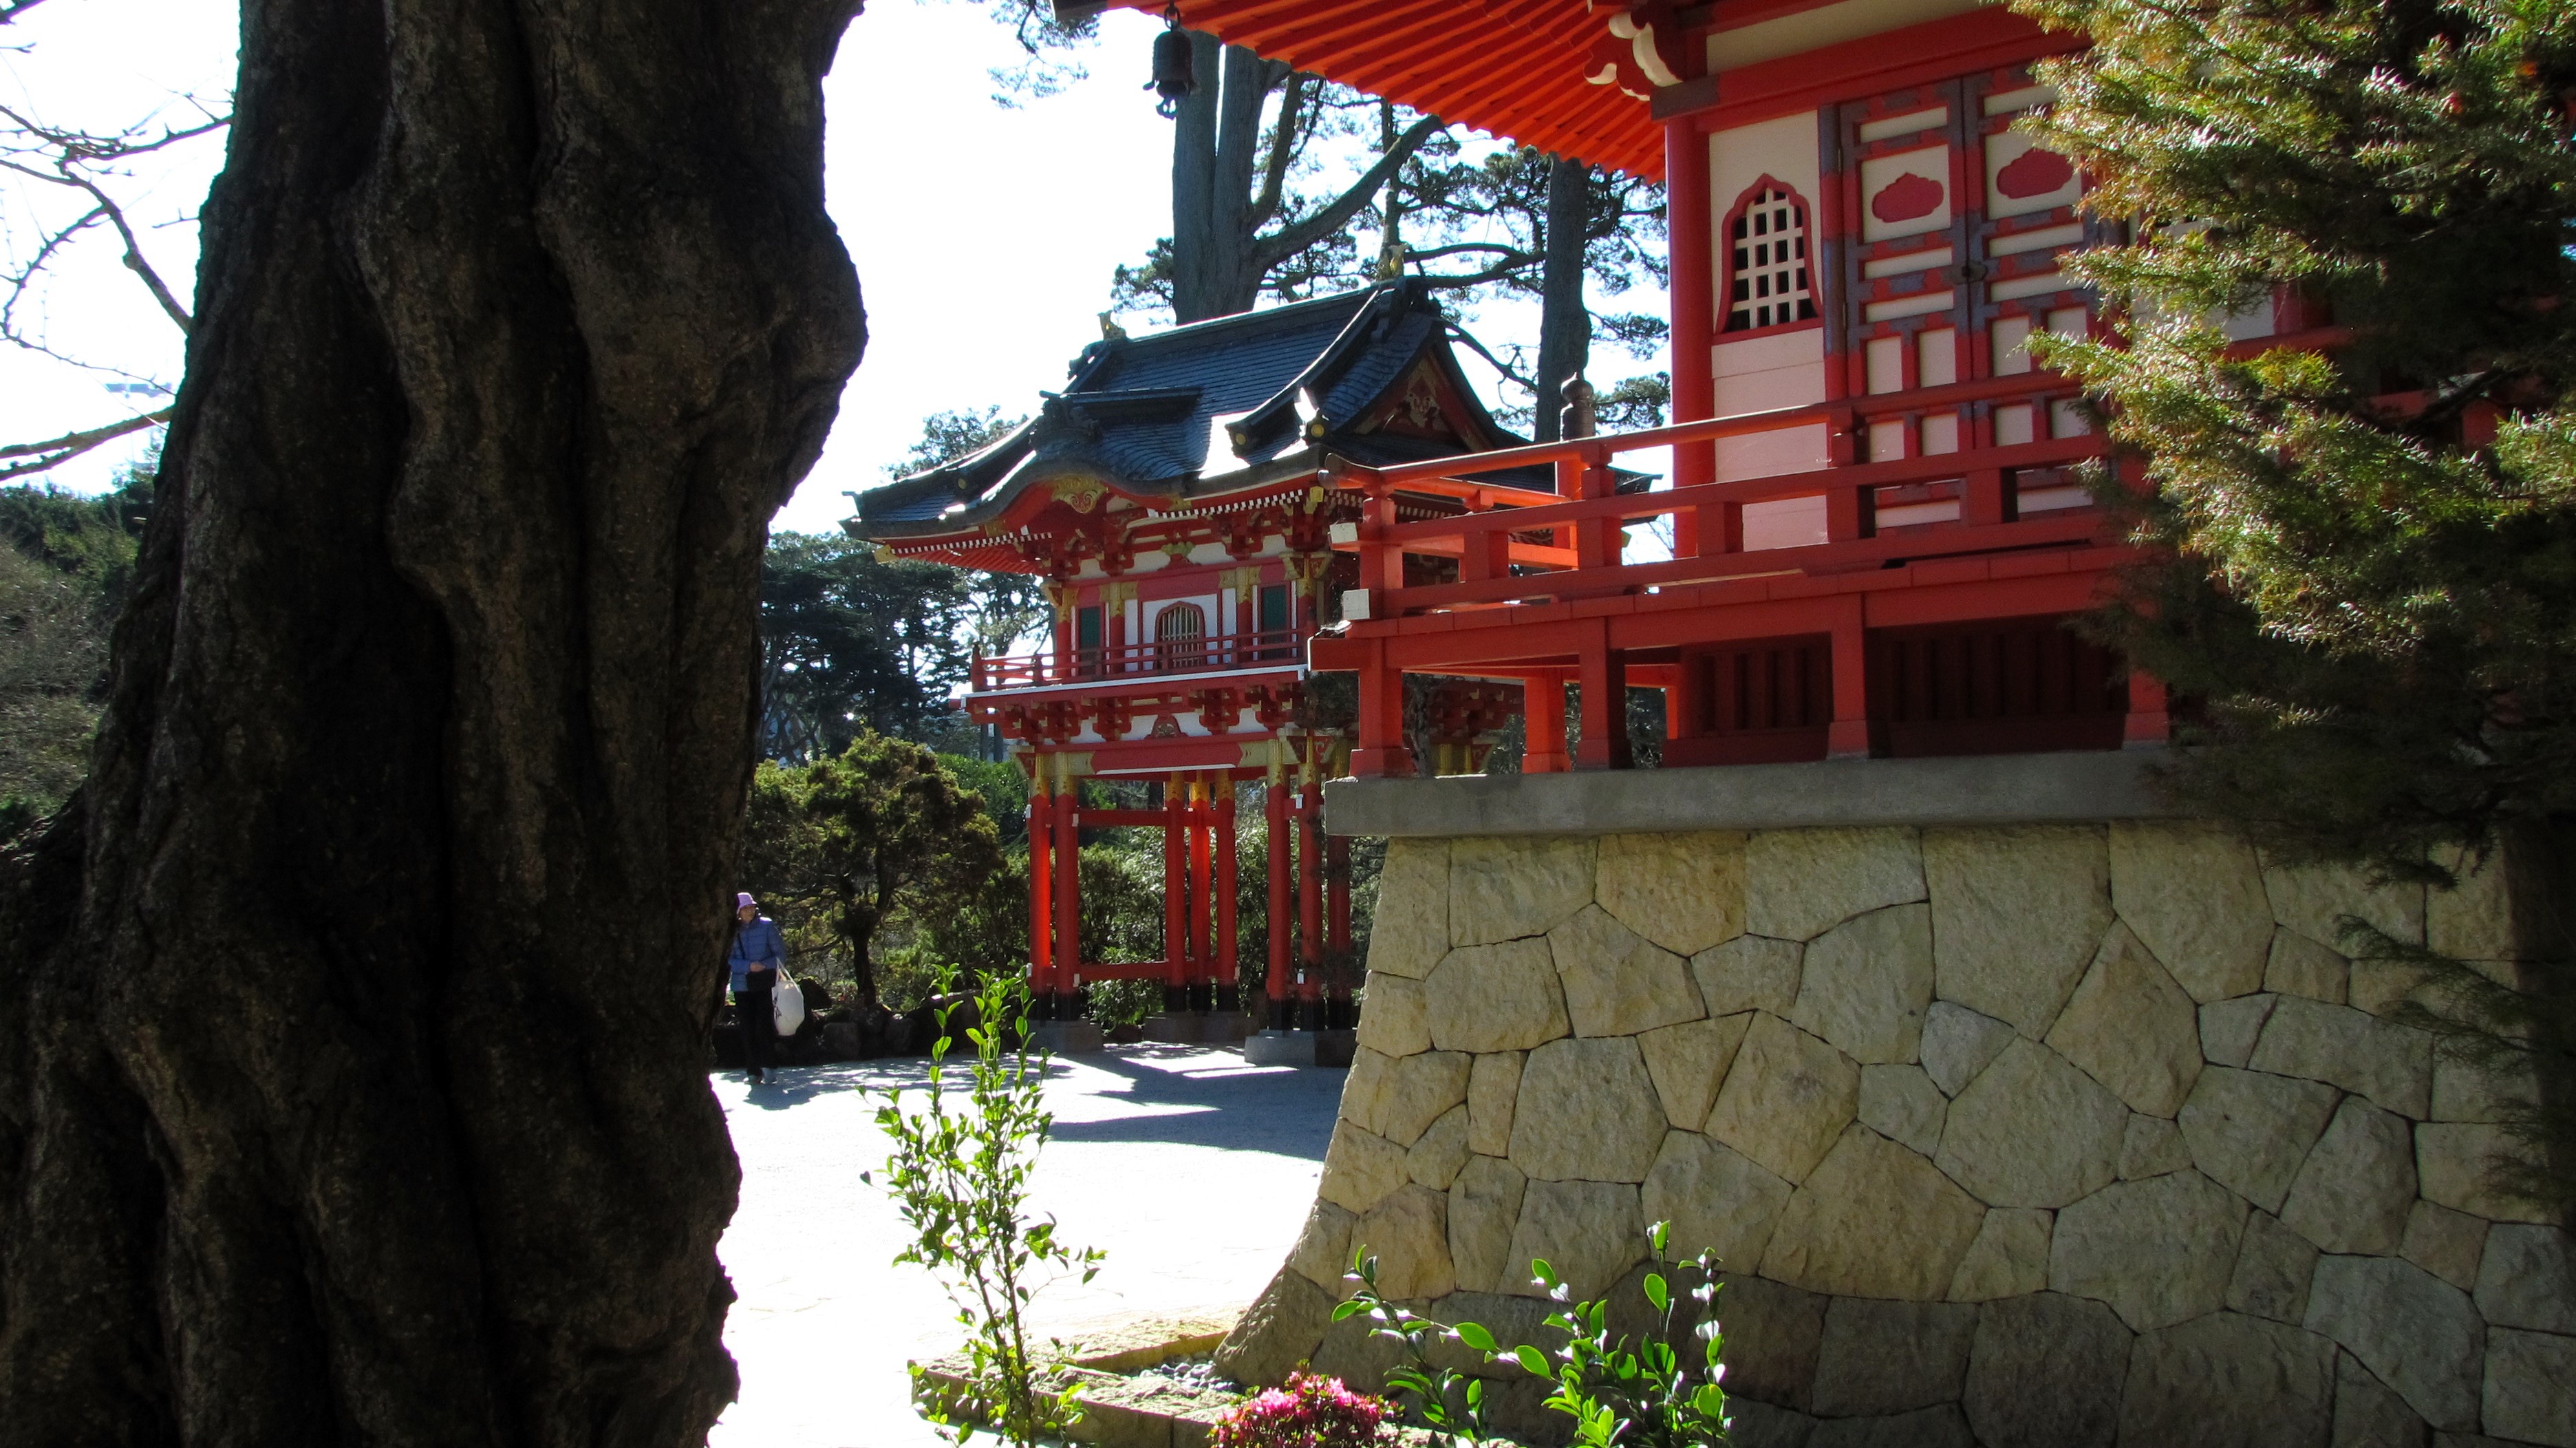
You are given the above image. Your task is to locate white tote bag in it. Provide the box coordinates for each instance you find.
[771,968,808,1037]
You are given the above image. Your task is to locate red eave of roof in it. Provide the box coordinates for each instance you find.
[1126,0,1666,180]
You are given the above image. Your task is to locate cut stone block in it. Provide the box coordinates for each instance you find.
[1806,1405,1975,1448]
[1355,1183,1455,1300]
[1595,829,1748,957]
[1450,835,1596,947]
[2250,996,2433,1119]
[1639,1129,1792,1273]
[1704,1013,1861,1185]
[2116,1312,2336,1448]
[1858,1063,1947,1158]
[2229,1209,2322,1325]
[1638,1013,1750,1131]
[2267,928,2351,1004]
[2432,1052,2542,1123]
[2481,1328,2576,1448]
[1759,1126,1986,1300]
[2401,1201,2488,1292]
[1715,1271,1829,1413]
[2473,1225,2576,1334]
[1934,1037,2129,1209]
[2120,1114,2193,1180]
[1745,826,1924,941]
[1285,1199,1358,1293]
[1919,1001,2015,1098]
[2178,1065,2342,1213]
[1216,1268,1337,1389]
[2279,1097,2416,1256]
[1341,1045,1395,1134]
[2425,846,2526,963]
[1726,1400,1821,1448]
[2200,993,2280,1069]
[1810,1297,1979,1416]
[1425,937,1571,1054]
[1962,1292,2133,1448]
[2109,820,2275,1003]
[1507,1035,1665,1182]
[1319,1124,1410,1215]
[1366,838,1450,979]
[2418,1122,2554,1224]
[1466,1050,1524,1157]
[1547,903,1706,1039]
[2046,922,2204,1117]
[2264,858,2425,952]
[1446,1153,1527,1296]
[1791,902,1935,1065]
[2304,1255,2487,1431]
[1693,933,1804,1017]
[1949,1206,2054,1302]
[1925,824,2114,1037]
[1355,973,1430,1057]
[1407,1104,1472,1190]
[1502,1178,1644,1302]
[2050,1169,2249,1331]
[1377,1049,1472,1147]
[2332,1350,2430,1448]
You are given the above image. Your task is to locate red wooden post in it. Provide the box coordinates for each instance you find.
[1667,112,1714,555]
[1027,778,1053,999]
[1265,773,1291,1029]
[1575,621,1632,770]
[1350,637,1415,778]
[1215,775,1239,1012]
[1826,480,1876,544]
[1361,486,1404,596]
[1326,832,1353,1028]
[2125,669,2173,749]
[1523,673,1570,774]
[1188,774,1214,1007]
[1053,769,1081,1002]
[1827,598,1876,759]
[1964,467,2009,527]
[1297,769,1324,1027]
[1163,772,1188,1010]
[1574,455,1622,571]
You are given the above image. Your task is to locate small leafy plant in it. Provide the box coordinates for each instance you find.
[865,968,1103,1447]
[1206,1371,1388,1448]
[1339,1221,1730,1447]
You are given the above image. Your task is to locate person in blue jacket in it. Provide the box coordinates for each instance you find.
[728,892,786,1083]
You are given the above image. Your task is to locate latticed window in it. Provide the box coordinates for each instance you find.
[1727,184,1816,332]
[1155,601,1208,669]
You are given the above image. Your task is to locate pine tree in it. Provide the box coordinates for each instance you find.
[2019,0,2576,1214]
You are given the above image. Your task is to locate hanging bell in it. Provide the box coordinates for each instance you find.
[1147,22,1196,117]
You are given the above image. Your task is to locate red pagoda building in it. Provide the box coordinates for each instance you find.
[846,282,1547,1039]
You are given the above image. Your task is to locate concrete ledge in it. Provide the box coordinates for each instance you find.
[1323,748,2182,838]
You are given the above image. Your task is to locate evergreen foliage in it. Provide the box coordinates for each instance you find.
[2021,0,2576,1215]
[0,467,153,835]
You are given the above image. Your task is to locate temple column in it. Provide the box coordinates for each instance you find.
[1214,776,1239,1014]
[1163,772,1188,1013]
[1265,767,1292,1030]
[1027,769,1053,1012]
[1523,674,1570,774]
[2125,670,2173,749]
[1051,768,1080,1017]
[1325,833,1352,1029]
[1296,758,1324,1032]
[1575,620,1633,770]
[1187,774,1214,1011]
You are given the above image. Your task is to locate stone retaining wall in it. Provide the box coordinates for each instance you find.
[1214,821,2574,1447]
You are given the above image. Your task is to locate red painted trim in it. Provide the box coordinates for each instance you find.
[1668,115,1717,509]
[1714,316,1825,345]
[1687,11,2078,131]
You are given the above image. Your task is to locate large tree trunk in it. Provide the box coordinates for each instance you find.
[1169,33,1274,324]
[0,0,863,1441]
[1532,156,1591,444]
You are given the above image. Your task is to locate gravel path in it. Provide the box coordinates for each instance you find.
[705,1043,1343,1447]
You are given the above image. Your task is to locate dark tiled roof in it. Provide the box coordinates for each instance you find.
[849,281,1535,537]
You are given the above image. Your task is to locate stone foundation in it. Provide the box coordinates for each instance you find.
[1215,787,2573,1447]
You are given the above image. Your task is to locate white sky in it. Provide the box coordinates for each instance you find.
[0,0,1668,537]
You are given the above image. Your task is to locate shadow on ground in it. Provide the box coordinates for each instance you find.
[718,1045,1345,1162]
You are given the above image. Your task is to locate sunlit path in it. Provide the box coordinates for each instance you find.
[707,1045,1342,1448]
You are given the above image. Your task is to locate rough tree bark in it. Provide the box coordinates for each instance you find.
[1531,156,1591,444]
[0,0,863,1442]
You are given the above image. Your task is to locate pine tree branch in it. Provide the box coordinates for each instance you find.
[1254,113,1444,270]
[0,407,171,480]
[1443,323,1534,392]
[1246,67,1306,237]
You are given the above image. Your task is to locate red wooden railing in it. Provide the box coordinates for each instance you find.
[972,627,1302,691]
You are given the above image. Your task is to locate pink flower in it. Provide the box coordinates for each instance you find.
[1208,1372,1388,1448]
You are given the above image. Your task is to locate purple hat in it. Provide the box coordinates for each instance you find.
[736,892,756,908]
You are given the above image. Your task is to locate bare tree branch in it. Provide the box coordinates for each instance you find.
[1444,322,1534,392]
[1254,111,1444,268]
[0,407,169,480]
